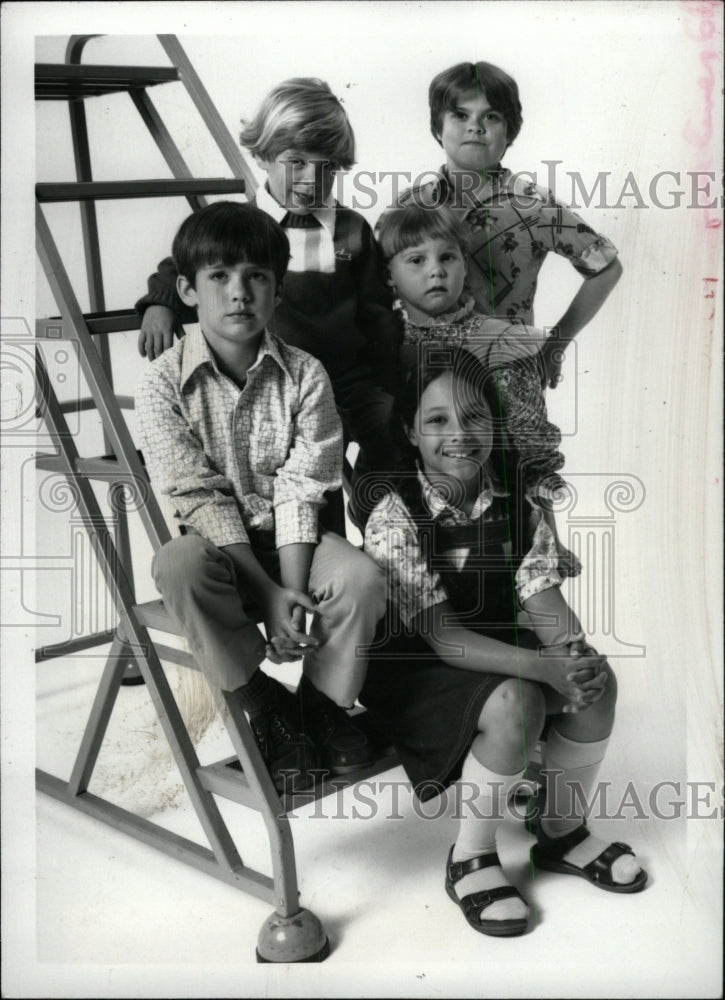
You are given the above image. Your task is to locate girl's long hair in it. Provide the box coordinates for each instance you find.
[390,344,514,525]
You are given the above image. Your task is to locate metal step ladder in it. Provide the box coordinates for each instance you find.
[34,34,398,964]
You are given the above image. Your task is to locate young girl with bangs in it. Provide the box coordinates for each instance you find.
[360,347,647,938]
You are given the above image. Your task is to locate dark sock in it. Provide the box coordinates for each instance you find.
[234,668,277,716]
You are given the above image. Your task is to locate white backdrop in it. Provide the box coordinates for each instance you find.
[1,1,723,997]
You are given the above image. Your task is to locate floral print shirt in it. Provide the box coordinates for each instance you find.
[364,467,562,627]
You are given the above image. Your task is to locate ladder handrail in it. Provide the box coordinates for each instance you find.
[65,35,102,65]
[157,35,259,194]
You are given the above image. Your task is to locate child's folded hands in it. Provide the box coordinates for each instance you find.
[539,642,608,713]
[564,643,609,713]
[262,587,318,663]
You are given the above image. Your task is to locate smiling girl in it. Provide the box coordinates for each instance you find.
[360,348,646,938]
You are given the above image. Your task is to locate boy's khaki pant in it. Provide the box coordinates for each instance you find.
[151,531,387,708]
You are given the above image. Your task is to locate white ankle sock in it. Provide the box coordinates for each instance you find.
[541,728,640,884]
[542,728,608,836]
[452,753,527,923]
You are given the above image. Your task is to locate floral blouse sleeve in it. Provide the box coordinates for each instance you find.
[537,190,619,277]
[364,493,449,627]
[515,502,564,603]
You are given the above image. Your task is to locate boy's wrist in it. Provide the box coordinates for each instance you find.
[278,541,315,594]
[220,542,278,599]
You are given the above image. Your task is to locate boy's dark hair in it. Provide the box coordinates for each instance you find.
[375,204,469,262]
[240,77,356,170]
[429,61,523,149]
[172,201,290,286]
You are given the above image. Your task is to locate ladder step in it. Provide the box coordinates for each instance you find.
[133,599,182,635]
[198,748,401,814]
[153,642,198,671]
[37,310,140,338]
[36,178,247,203]
[57,396,135,415]
[36,451,143,478]
[35,629,117,662]
[35,63,179,100]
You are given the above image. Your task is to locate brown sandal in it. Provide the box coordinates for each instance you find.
[531,824,648,893]
[445,847,529,937]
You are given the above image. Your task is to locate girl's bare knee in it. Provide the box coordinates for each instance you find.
[479,679,545,738]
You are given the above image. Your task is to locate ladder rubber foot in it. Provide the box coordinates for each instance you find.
[256,908,330,963]
[120,675,146,687]
[120,663,146,687]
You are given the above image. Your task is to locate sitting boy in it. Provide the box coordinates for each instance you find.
[136,201,386,792]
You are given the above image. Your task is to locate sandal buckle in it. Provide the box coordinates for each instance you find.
[449,861,463,882]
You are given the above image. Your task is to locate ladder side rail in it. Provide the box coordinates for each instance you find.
[66,100,140,592]
[67,98,106,314]
[63,48,140,596]
[36,356,246,874]
[65,87,123,510]
[128,88,208,212]
[219,690,301,917]
[36,201,172,555]
[157,35,259,194]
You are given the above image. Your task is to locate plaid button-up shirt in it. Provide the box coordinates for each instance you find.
[137,324,342,549]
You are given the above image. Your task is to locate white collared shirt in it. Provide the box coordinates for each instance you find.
[255,184,338,275]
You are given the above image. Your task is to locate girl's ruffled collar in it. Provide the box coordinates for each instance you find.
[394,294,476,329]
